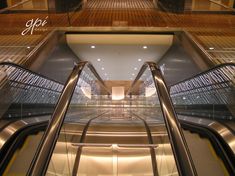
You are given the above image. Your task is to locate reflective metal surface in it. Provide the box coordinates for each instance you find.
[28,61,110,176]
[28,62,86,176]
[128,62,197,176]
[0,116,49,150]
[179,115,235,155]
[46,110,178,176]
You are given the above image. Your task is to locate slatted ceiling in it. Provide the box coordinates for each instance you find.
[0,35,41,46]
[86,0,154,9]
[189,30,235,64]
[0,13,69,28]
[0,0,234,66]
[72,9,167,27]
[0,33,45,65]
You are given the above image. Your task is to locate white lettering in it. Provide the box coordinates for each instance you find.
[21,16,48,35]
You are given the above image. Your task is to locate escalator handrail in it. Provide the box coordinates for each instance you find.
[0,62,63,85]
[179,115,235,155]
[169,62,235,88]
[128,62,197,176]
[27,61,110,176]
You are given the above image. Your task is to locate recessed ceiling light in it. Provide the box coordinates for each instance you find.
[138,59,142,62]
[97,58,101,61]
[209,47,214,50]
[91,45,95,49]
[27,46,30,49]
[143,46,147,49]
[134,67,137,70]
[101,67,104,70]
[132,73,135,76]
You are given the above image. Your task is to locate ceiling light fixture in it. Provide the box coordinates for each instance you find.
[27,46,30,49]
[134,67,137,70]
[138,59,142,62]
[143,46,147,49]
[209,47,214,50]
[91,45,95,49]
[97,58,101,61]
[101,67,104,70]
[132,73,135,76]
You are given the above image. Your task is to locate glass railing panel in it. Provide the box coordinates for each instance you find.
[128,63,179,176]
[46,63,110,175]
[128,65,160,109]
[0,63,63,121]
[0,62,64,175]
[170,64,235,121]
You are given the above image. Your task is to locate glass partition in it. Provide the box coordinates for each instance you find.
[0,63,63,120]
[0,62,64,175]
[170,63,235,121]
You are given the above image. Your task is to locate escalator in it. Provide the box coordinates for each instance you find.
[133,109,234,176]
[169,63,235,176]
[0,62,63,175]
[0,61,234,176]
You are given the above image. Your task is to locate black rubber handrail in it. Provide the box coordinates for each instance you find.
[127,62,197,176]
[27,61,110,176]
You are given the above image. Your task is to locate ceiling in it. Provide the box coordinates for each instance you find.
[66,34,173,80]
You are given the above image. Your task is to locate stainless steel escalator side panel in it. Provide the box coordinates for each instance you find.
[128,62,197,176]
[27,62,85,176]
[28,61,110,176]
[179,115,235,154]
[0,116,49,150]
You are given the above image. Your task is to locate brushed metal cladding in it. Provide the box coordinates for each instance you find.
[0,116,49,150]
[179,115,235,155]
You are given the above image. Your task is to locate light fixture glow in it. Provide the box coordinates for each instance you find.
[27,46,30,49]
[138,59,142,62]
[91,45,95,49]
[112,87,125,100]
[101,67,104,70]
[143,46,147,49]
[209,47,214,50]
[132,73,135,76]
[97,58,101,61]
[134,67,137,70]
